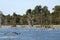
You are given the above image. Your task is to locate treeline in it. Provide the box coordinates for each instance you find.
[1,5,60,25]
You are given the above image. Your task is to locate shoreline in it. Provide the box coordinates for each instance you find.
[0,25,60,30]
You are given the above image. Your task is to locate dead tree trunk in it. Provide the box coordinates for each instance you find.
[27,14,31,27]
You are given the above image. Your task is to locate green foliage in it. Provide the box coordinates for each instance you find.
[52,5,60,24]
[1,5,60,25]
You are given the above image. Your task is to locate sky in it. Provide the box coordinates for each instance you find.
[0,0,60,15]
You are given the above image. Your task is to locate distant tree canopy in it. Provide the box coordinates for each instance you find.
[0,5,60,25]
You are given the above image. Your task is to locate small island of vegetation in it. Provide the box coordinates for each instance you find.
[0,5,60,29]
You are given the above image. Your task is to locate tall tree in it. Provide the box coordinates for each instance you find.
[12,12,17,27]
[26,9,31,25]
[42,6,50,25]
[52,5,60,24]
[0,11,3,27]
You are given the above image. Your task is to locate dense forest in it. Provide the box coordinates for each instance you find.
[0,5,60,26]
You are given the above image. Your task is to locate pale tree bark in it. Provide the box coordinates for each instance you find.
[12,16,16,27]
[40,13,44,27]
[27,13,31,27]
[49,16,52,25]
[31,15,34,27]
[0,18,1,27]
[0,12,3,27]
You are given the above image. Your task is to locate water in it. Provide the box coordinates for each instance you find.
[0,28,60,40]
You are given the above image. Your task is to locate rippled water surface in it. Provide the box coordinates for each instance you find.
[0,28,60,40]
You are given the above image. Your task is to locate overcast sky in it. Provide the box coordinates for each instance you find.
[0,0,60,15]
